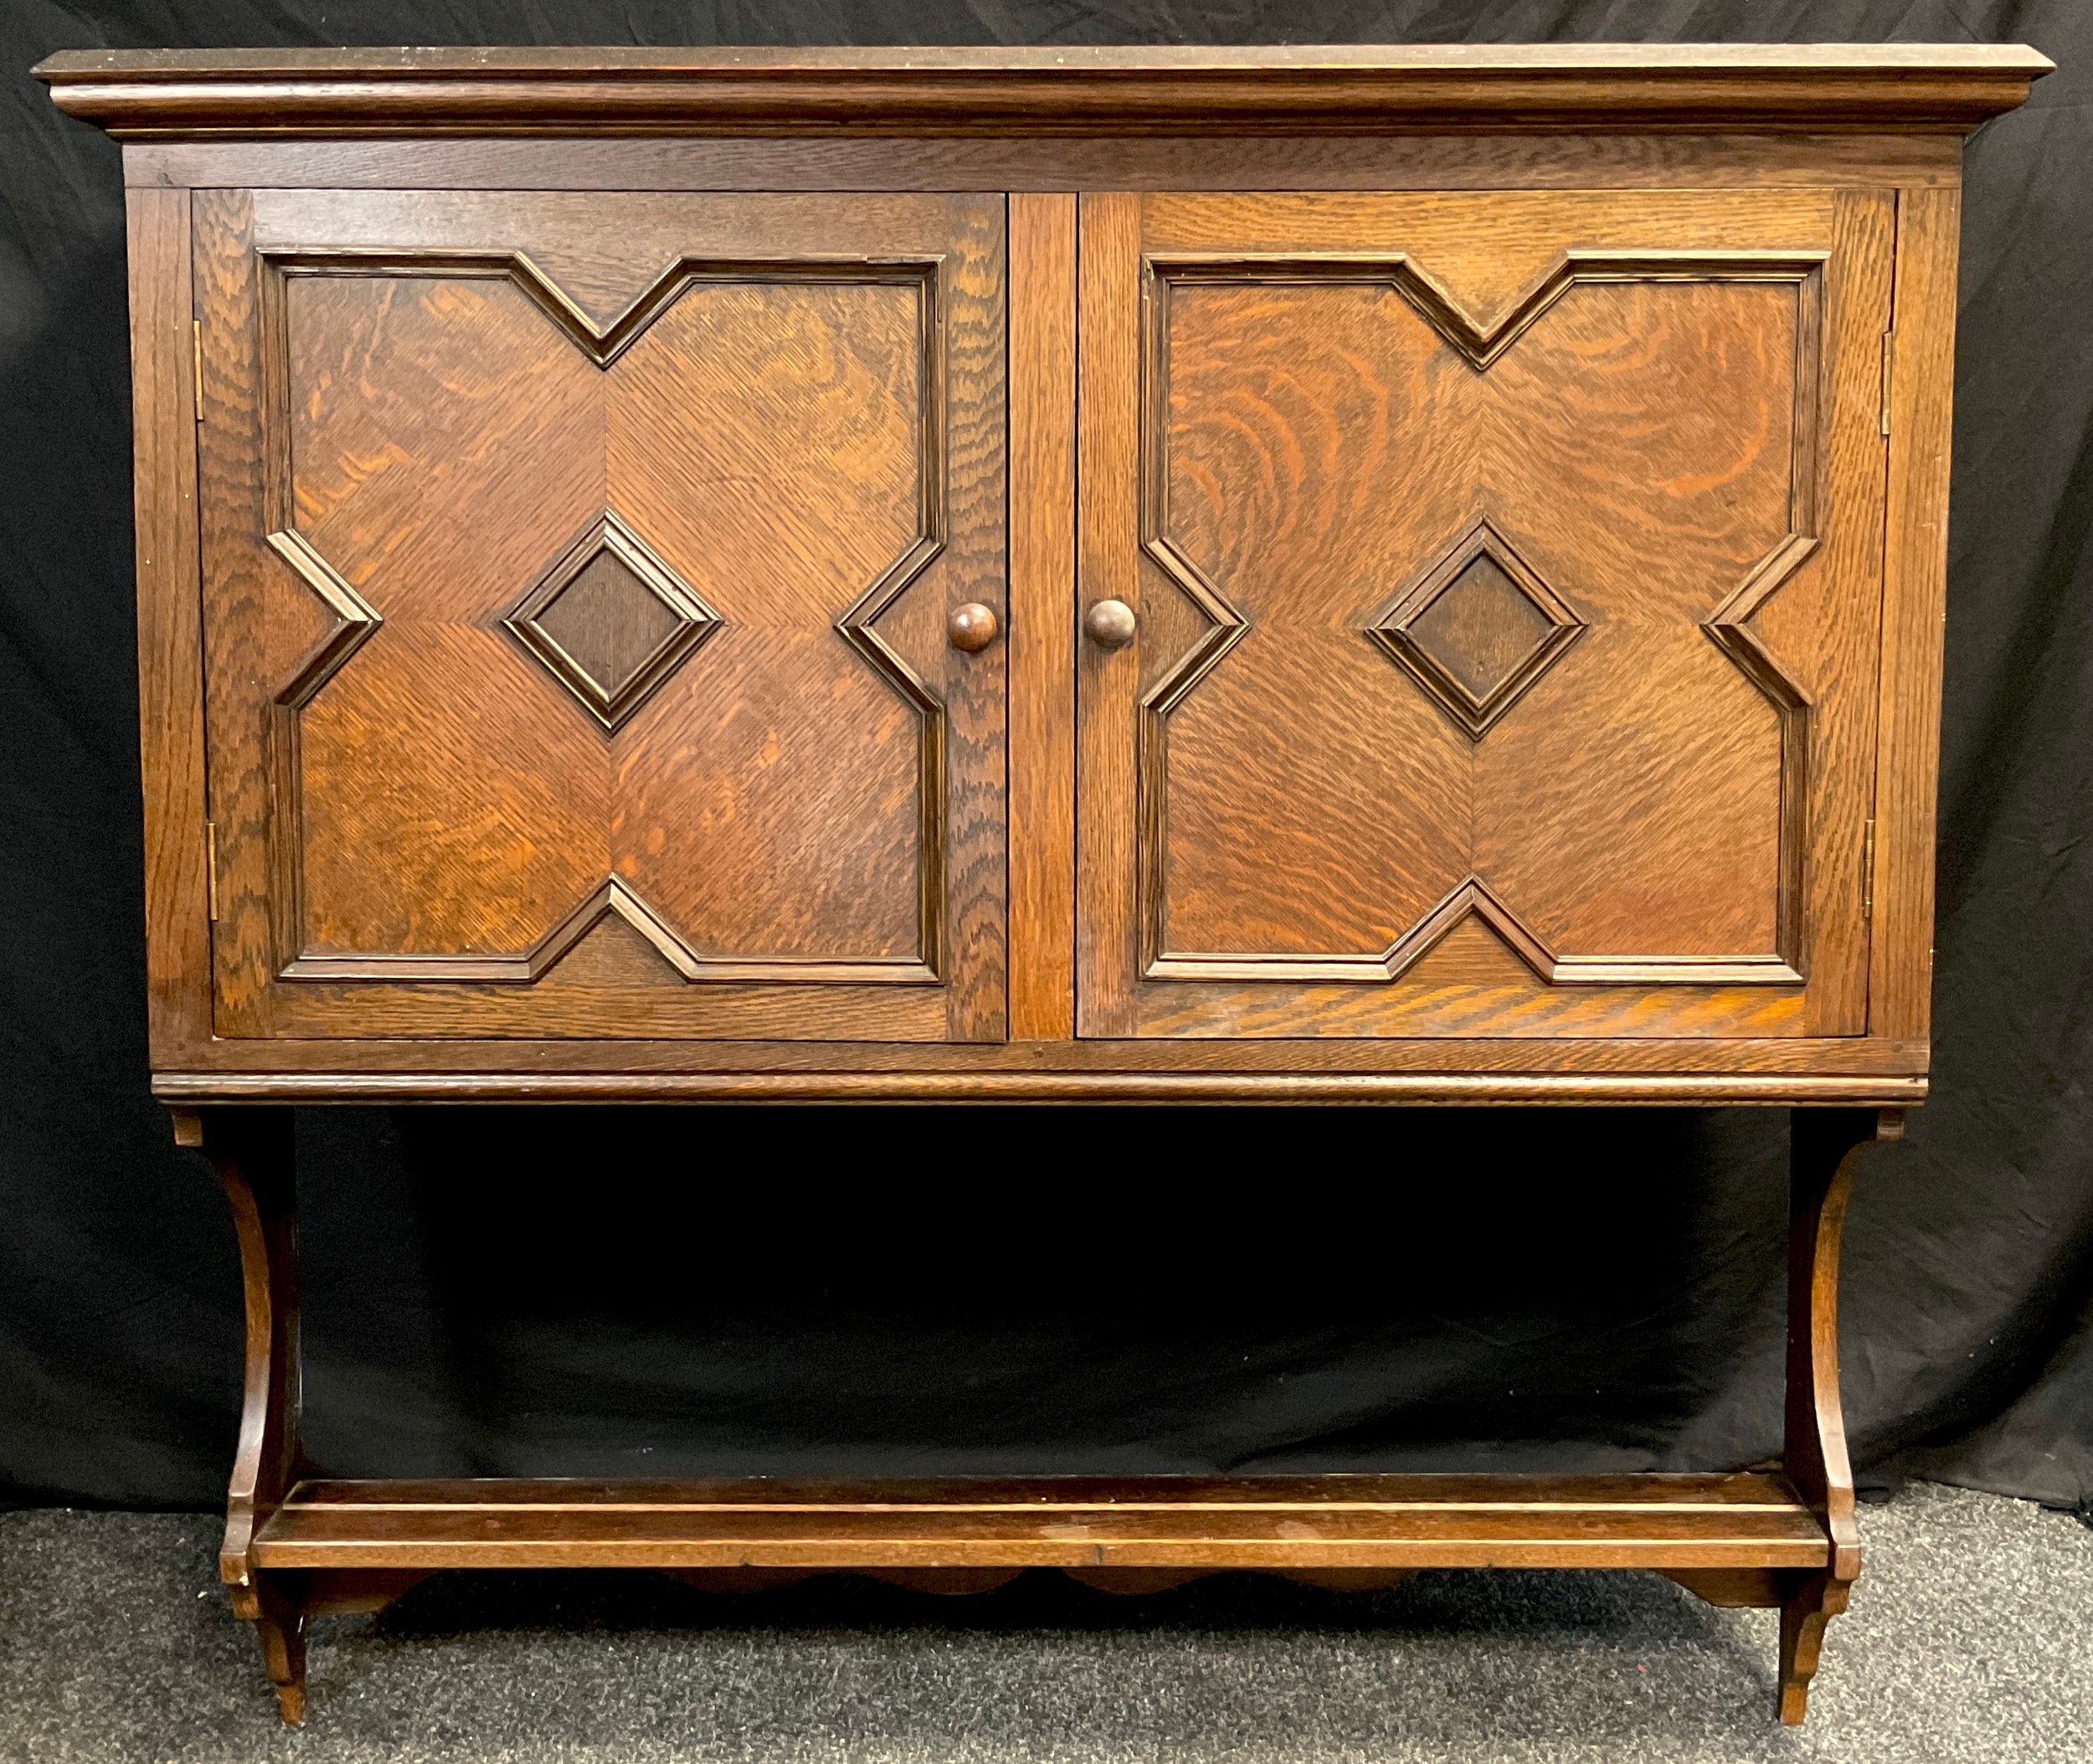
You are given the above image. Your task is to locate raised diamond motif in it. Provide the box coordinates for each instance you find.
[1367,516,1585,740]
[503,512,722,732]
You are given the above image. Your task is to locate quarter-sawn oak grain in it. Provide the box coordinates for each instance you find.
[1077,188,1892,1041]
[194,188,1005,1041]
[46,42,2043,1731]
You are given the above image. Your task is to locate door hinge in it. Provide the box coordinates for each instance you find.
[205,819,220,922]
[1879,331,1895,437]
[192,319,204,420]
[1861,816,1876,922]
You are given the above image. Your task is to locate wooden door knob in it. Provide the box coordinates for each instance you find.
[1084,599,1138,650]
[947,603,999,652]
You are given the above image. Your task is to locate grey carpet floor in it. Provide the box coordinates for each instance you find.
[2,1481,2089,1763]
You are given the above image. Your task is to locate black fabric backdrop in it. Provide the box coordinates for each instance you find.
[3,0,2089,1515]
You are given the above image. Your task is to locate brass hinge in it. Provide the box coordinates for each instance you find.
[1879,331,1895,437]
[205,819,220,922]
[1861,816,1876,921]
[192,319,204,419]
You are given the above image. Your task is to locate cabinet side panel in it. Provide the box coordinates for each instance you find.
[1008,193,1077,1040]
[127,186,212,1066]
[1869,183,1962,1043]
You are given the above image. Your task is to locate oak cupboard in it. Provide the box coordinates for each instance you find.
[39,42,2048,1728]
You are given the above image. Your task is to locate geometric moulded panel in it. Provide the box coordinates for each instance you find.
[501,509,723,732]
[1367,514,1586,741]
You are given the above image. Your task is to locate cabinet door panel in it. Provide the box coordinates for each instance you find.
[196,190,1005,1040]
[1078,190,1891,1038]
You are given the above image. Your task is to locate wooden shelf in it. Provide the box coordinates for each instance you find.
[251,1473,1831,1574]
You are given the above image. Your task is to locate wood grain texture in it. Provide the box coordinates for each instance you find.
[1660,1566,1791,1609]
[1766,191,1900,1035]
[153,1072,1926,1104]
[162,1094,1880,1729]
[147,1033,1931,1077]
[1076,193,1144,1036]
[122,134,1969,197]
[194,190,1005,1040]
[249,1470,1831,1571]
[1784,1109,1896,1581]
[38,44,2051,138]
[101,125,1985,1084]
[62,57,2023,1732]
[184,1108,302,1598]
[1078,189,1892,1040]
[1777,1106,1900,1723]
[1869,185,1961,1041]
[933,192,1011,1041]
[1008,194,1077,1040]
[125,187,213,1066]
[1372,525,1583,737]
[263,1470,1837,1508]
[498,510,722,733]
[176,1108,308,1720]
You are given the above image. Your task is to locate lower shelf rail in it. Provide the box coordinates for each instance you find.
[251,1471,1832,1572]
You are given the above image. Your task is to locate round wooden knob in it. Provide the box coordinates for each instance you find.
[1084,599,1138,651]
[947,603,999,652]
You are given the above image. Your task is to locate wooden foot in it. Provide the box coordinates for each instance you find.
[252,1577,308,1725]
[1777,1571,1849,1725]
[1777,1106,1899,1724]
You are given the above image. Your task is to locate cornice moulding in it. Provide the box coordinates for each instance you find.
[34,44,2055,140]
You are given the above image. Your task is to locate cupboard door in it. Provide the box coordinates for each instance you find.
[195,191,1004,1041]
[1077,191,1893,1038]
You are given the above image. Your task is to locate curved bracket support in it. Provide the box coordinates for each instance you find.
[1777,1103,1902,1725]
[173,1106,307,1724]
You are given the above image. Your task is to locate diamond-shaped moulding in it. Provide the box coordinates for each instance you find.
[1367,516,1586,740]
[502,511,723,733]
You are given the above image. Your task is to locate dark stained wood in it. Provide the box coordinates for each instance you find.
[295,1569,435,1617]
[276,1470,1818,1508]
[140,1034,1930,1074]
[121,134,1970,197]
[1786,1110,1890,1576]
[933,193,1011,1042]
[174,1107,307,1723]
[528,552,691,702]
[1078,188,1893,1040]
[63,44,2030,1728]
[1007,193,1077,1041]
[156,1071,1928,1104]
[946,602,998,653]
[1368,517,1586,741]
[1870,185,1962,1043]
[251,1471,1830,1571]
[248,1579,307,1727]
[38,44,2051,138]
[193,188,1005,1040]
[1659,1566,1789,1609]
[126,188,214,1067]
[1775,1105,1899,1724]
[499,513,722,732]
[92,69,1988,1096]
[1077,192,1145,1037]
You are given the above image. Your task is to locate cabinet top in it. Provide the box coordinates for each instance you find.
[35,43,2051,140]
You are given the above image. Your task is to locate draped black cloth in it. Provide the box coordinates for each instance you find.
[3,0,2088,1515]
